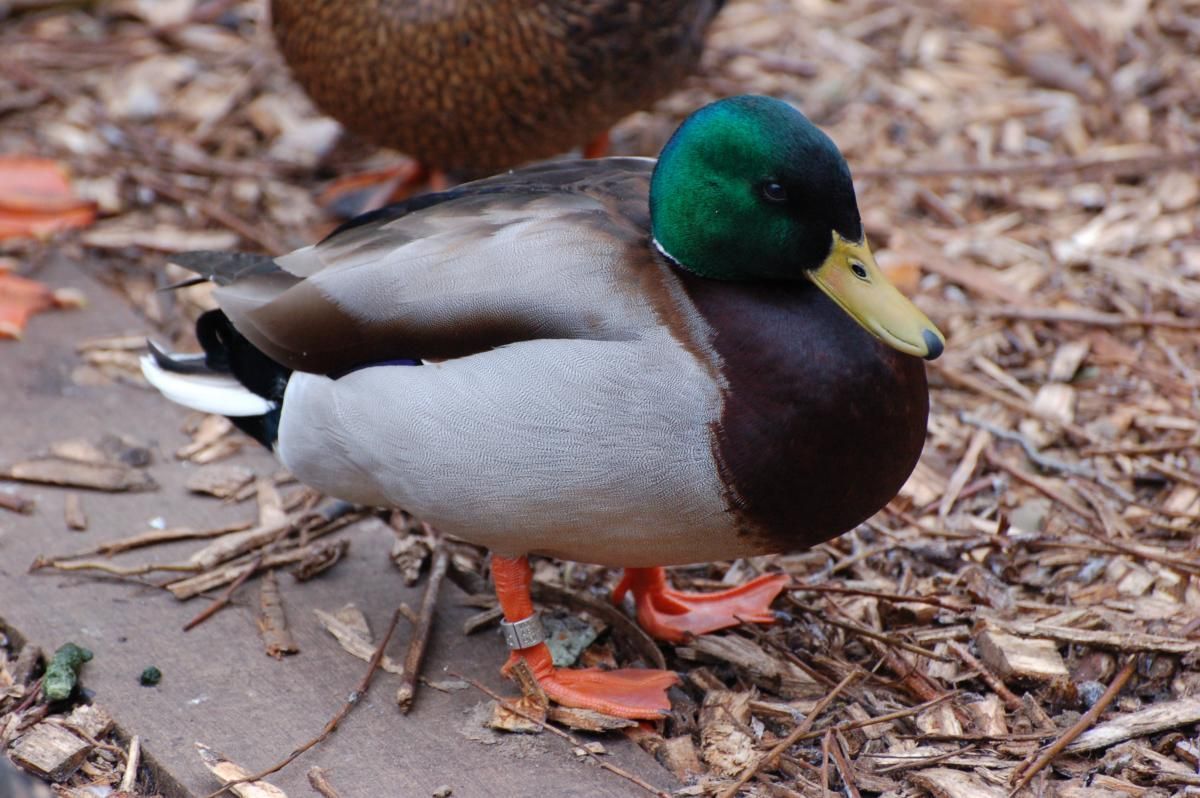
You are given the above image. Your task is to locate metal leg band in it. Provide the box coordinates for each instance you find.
[499,611,546,650]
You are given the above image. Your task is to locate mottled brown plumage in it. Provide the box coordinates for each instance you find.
[270,0,723,173]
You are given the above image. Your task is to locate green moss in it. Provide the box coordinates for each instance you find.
[42,642,93,701]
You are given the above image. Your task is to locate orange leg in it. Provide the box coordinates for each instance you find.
[318,160,451,219]
[493,554,678,720]
[613,567,790,644]
[582,131,611,159]
[0,269,84,339]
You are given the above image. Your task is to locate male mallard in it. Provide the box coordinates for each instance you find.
[142,96,944,719]
[270,0,724,206]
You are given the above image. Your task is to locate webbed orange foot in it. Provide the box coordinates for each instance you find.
[613,566,789,643]
[318,160,449,219]
[582,131,611,159]
[502,643,676,720]
[492,554,677,720]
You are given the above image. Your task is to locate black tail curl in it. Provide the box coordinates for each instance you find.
[153,309,291,450]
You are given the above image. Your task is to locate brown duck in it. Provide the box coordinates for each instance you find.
[271,0,725,176]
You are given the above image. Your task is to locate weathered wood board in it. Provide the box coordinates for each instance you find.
[0,257,672,797]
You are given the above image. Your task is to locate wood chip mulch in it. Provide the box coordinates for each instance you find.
[1,0,1199,796]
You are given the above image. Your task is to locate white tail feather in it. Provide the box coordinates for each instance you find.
[140,354,274,417]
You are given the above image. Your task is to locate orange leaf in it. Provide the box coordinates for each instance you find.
[0,157,96,241]
[0,271,85,340]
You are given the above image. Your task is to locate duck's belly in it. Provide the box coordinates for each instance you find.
[276,335,753,567]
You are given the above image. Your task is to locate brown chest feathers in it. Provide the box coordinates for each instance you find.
[680,274,930,553]
[270,0,723,174]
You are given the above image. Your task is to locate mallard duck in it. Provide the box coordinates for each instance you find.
[142,95,944,719]
[270,0,724,207]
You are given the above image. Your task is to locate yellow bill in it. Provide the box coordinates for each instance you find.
[806,233,944,360]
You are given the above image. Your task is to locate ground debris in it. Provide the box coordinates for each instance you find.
[3,0,1199,793]
[195,742,287,798]
[257,570,298,659]
[4,457,155,492]
[9,722,93,783]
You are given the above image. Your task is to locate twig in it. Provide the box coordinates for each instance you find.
[976,305,1200,331]
[978,618,1198,656]
[718,671,861,798]
[873,743,979,774]
[855,147,1200,181]
[828,731,863,798]
[32,559,199,577]
[947,641,1023,713]
[962,413,1136,505]
[306,767,342,798]
[120,735,141,793]
[813,604,952,663]
[820,730,832,797]
[449,670,669,798]
[932,363,1099,445]
[791,583,967,612]
[396,543,448,712]
[133,168,290,256]
[1009,657,1137,796]
[258,570,298,658]
[0,491,35,514]
[986,451,1097,521]
[1081,439,1199,457]
[204,608,404,798]
[183,554,263,632]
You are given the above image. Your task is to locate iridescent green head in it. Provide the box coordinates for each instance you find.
[650,95,944,360]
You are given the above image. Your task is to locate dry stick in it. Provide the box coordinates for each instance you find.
[396,544,449,712]
[820,731,832,797]
[133,168,290,256]
[75,522,253,558]
[31,559,199,577]
[792,583,966,612]
[204,608,404,798]
[1082,440,1199,457]
[306,767,342,798]
[855,146,1200,181]
[828,730,863,798]
[873,743,978,774]
[947,641,1023,713]
[448,671,668,798]
[717,670,861,798]
[932,363,1099,445]
[1009,657,1137,796]
[183,553,264,632]
[986,451,1096,521]
[963,413,1135,505]
[119,735,141,793]
[976,305,1200,331]
[816,606,951,663]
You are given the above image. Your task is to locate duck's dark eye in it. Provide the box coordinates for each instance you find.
[851,261,869,280]
[761,181,788,203]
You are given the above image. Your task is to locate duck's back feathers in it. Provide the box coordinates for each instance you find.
[209,159,670,376]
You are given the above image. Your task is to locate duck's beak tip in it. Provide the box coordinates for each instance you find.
[921,328,944,361]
